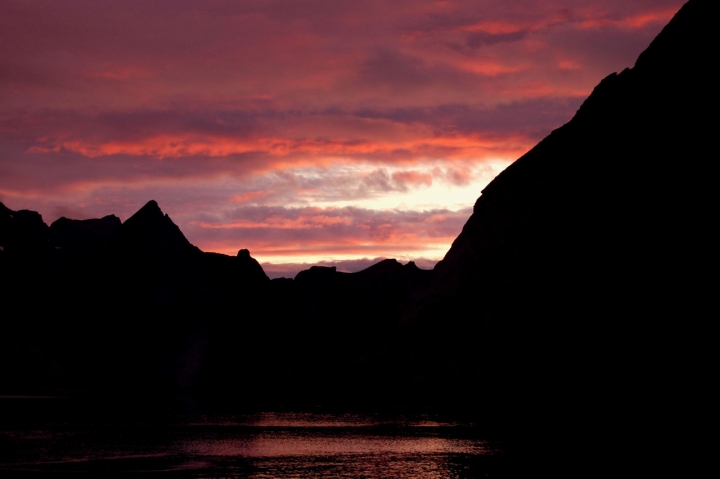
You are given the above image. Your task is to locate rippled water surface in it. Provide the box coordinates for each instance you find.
[0,400,507,478]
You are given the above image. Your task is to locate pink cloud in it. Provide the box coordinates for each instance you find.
[230,191,273,204]
[391,170,433,187]
[182,205,472,258]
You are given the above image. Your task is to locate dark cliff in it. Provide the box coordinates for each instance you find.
[395,0,715,434]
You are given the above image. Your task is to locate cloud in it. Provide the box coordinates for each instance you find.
[391,170,433,187]
[352,96,584,139]
[357,50,432,91]
[432,166,474,187]
[231,191,273,203]
[3,104,542,165]
[183,204,472,259]
[466,31,527,48]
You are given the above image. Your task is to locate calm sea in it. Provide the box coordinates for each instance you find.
[0,398,509,478]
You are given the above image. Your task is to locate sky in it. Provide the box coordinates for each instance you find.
[0,0,686,277]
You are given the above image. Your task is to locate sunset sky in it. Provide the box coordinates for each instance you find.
[0,0,686,276]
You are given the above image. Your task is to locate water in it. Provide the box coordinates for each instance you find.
[0,400,507,478]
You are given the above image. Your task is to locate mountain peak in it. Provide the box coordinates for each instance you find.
[295,265,337,283]
[123,200,171,226]
[130,200,163,220]
[235,248,270,282]
[0,202,49,254]
[118,200,198,256]
[357,258,403,277]
[634,0,711,73]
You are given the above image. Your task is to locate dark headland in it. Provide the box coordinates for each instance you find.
[0,0,714,468]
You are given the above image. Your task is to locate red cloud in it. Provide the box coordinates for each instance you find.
[182,205,472,258]
[24,129,530,163]
[230,191,273,203]
[576,8,679,30]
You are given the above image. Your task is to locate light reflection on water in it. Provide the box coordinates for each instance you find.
[185,433,482,457]
[0,409,505,478]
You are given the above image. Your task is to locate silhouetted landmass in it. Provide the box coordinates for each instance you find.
[0,199,431,401]
[388,0,715,440]
[250,259,433,406]
[0,2,711,452]
[50,215,121,254]
[0,203,48,256]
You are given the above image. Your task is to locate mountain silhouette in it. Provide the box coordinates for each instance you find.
[393,0,714,441]
[114,200,200,257]
[49,215,121,257]
[1,198,429,399]
[0,203,48,256]
[1,199,272,392]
